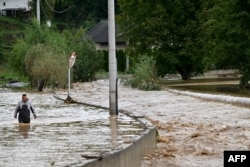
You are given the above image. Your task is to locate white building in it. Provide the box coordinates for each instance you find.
[0,0,31,15]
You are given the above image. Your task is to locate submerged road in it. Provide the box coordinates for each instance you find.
[0,90,145,167]
[65,80,250,167]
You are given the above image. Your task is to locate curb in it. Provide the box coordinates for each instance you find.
[53,94,157,167]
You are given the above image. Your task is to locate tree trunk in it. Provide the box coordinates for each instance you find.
[38,79,45,92]
[239,74,250,88]
[176,65,193,80]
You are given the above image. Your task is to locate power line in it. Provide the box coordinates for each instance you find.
[45,0,71,14]
[44,0,107,21]
[85,15,107,20]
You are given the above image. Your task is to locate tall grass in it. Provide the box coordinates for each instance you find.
[129,55,160,91]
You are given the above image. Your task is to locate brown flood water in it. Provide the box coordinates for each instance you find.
[0,90,145,167]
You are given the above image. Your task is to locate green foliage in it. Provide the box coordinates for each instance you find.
[73,39,104,82]
[62,28,104,82]
[29,0,57,25]
[129,55,160,91]
[52,0,109,30]
[202,0,250,86]
[5,0,250,90]
[0,66,26,86]
[25,44,67,86]
[118,0,205,80]
[9,19,69,89]
[0,16,26,63]
[9,40,29,76]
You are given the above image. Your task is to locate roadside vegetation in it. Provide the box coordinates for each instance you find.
[128,55,160,91]
[118,0,250,87]
[1,0,250,91]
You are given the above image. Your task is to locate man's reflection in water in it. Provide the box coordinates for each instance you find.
[18,123,30,139]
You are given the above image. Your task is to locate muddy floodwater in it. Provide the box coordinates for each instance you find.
[0,89,146,167]
[161,78,250,97]
[69,80,250,167]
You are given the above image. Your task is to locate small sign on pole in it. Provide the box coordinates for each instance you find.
[69,52,77,68]
[68,52,77,98]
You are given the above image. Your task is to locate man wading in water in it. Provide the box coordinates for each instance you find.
[14,94,36,124]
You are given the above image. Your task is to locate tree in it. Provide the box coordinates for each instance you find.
[9,20,69,91]
[25,44,68,89]
[129,55,160,90]
[118,0,205,80]
[203,0,250,87]
[0,16,26,64]
[30,0,56,24]
[53,0,109,30]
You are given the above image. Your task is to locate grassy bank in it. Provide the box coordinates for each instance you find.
[0,65,28,86]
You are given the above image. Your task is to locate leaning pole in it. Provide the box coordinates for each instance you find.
[108,0,118,115]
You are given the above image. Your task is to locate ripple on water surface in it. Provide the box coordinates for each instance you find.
[0,92,145,167]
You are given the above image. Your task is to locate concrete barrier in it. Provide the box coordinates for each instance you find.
[53,95,157,167]
[81,126,156,167]
[68,115,156,167]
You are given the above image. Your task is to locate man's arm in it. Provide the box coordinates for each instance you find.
[14,102,20,118]
[30,103,36,119]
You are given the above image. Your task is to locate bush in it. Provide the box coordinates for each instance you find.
[25,44,68,88]
[129,55,160,91]
[9,20,70,91]
[62,28,104,82]
[73,38,104,82]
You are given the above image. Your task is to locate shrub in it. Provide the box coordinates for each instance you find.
[62,28,104,82]
[10,20,70,91]
[25,44,68,88]
[129,55,160,91]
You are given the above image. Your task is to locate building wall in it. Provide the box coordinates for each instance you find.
[0,0,30,11]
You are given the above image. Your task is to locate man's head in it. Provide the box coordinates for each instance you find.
[22,94,28,102]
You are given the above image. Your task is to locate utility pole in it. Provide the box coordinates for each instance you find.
[108,0,118,115]
[36,0,41,90]
[37,0,40,24]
